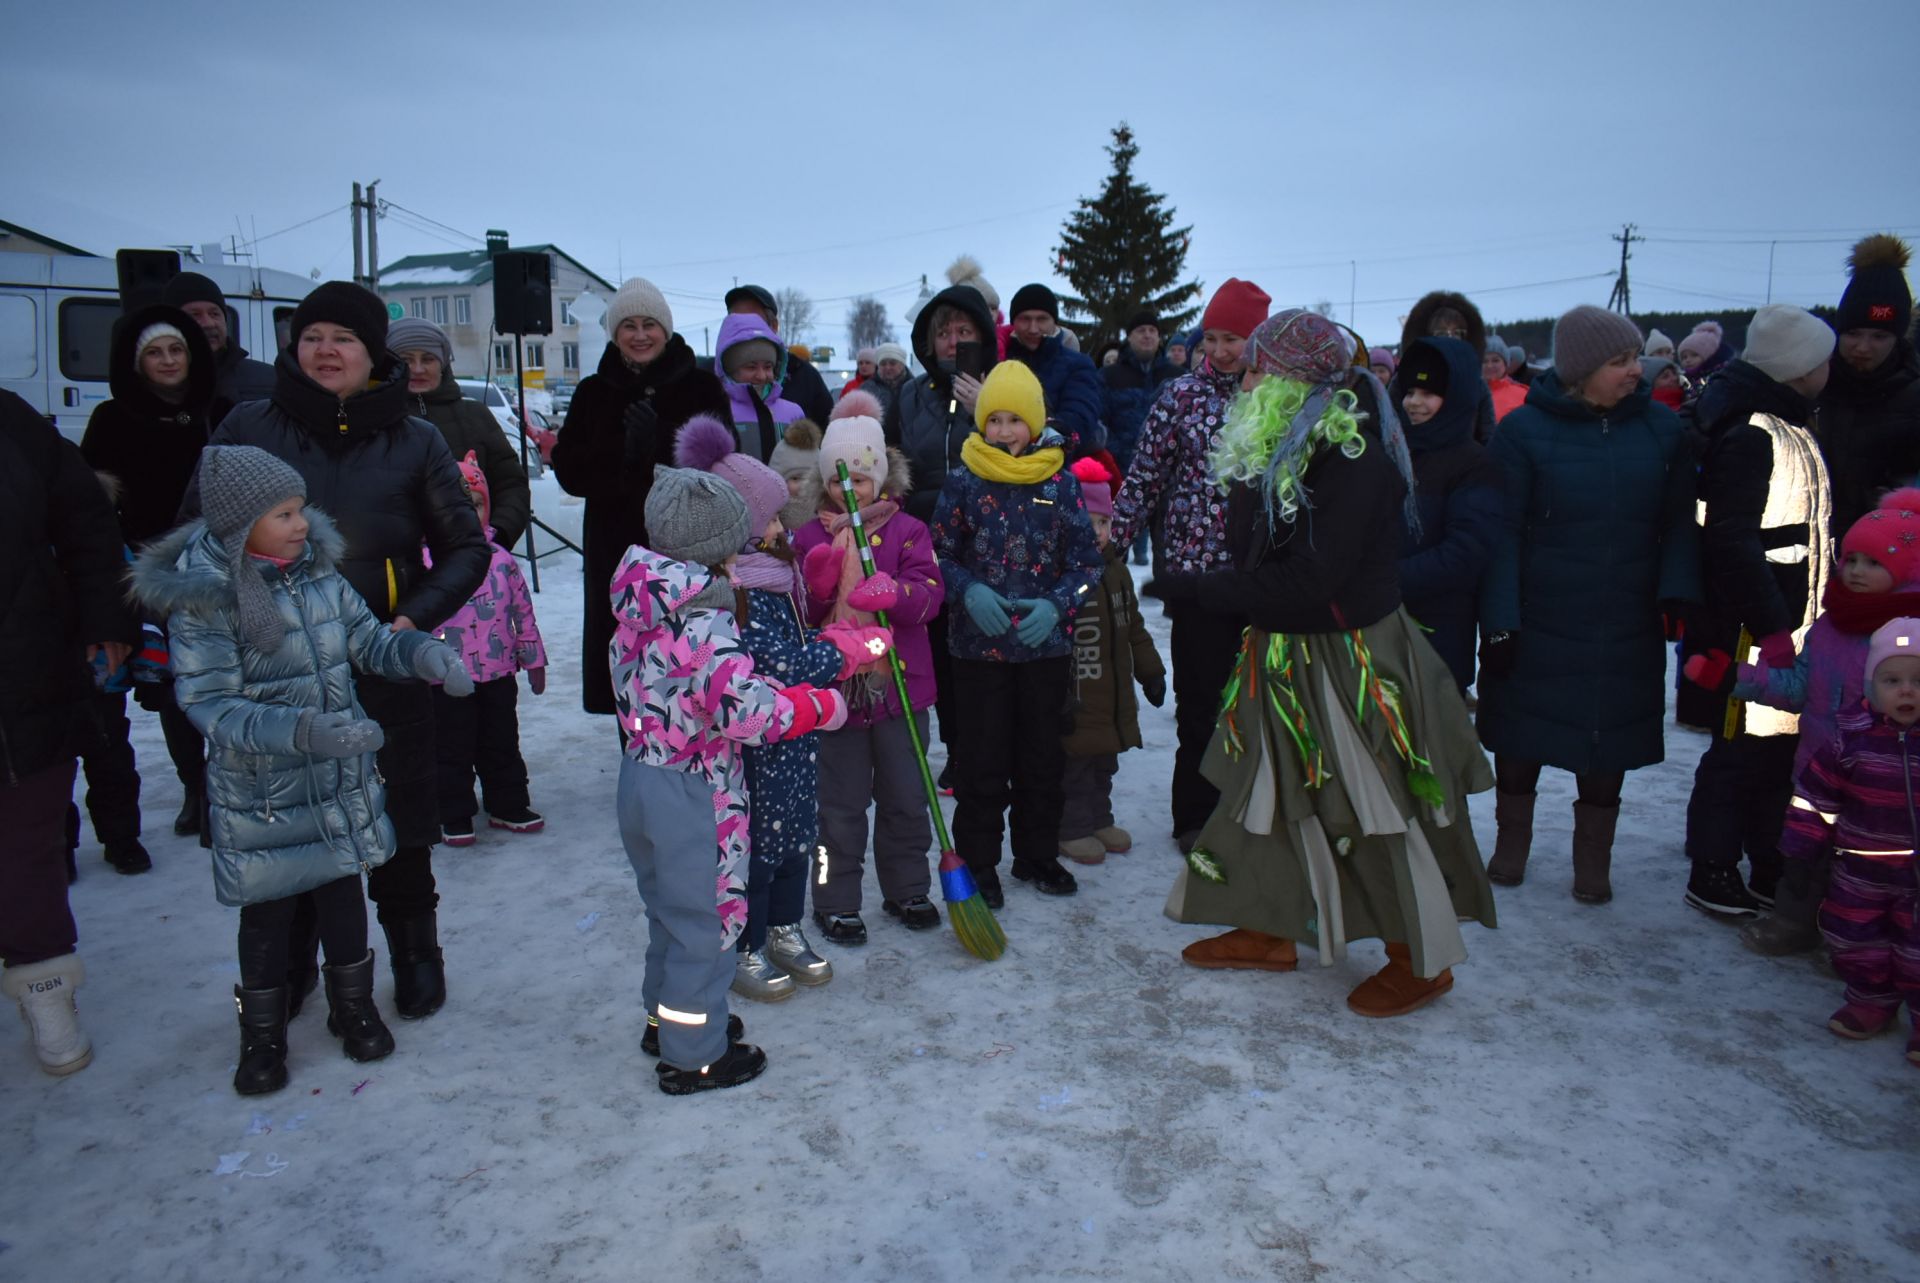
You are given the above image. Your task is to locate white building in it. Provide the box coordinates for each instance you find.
[376,236,614,401]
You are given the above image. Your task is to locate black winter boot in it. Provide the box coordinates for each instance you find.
[233,985,290,1096]
[173,787,203,837]
[323,951,395,1062]
[383,914,446,1020]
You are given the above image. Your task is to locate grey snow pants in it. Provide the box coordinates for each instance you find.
[617,757,734,1070]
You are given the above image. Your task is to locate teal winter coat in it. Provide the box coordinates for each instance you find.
[1476,372,1701,774]
[130,510,443,905]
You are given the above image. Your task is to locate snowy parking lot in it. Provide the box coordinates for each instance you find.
[4,489,1916,1282]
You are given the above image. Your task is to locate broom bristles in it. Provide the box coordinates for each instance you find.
[937,848,1006,960]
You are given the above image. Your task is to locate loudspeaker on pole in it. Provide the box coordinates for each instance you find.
[492,250,552,335]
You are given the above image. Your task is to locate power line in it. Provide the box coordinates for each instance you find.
[242,205,349,250]
[1349,271,1613,309]
[378,200,482,244]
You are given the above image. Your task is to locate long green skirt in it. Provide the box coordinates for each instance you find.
[1167,609,1496,978]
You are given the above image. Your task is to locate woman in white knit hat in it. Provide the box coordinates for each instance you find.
[550,277,729,718]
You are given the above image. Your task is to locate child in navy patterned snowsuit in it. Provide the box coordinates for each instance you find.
[931,361,1103,902]
[674,417,891,997]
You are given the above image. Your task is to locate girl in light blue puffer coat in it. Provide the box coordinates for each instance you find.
[131,446,471,1097]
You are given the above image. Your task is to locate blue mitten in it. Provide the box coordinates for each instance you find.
[963,583,1013,636]
[414,642,474,696]
[1013,598,1060,647]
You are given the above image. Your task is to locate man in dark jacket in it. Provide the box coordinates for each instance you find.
[1101,310,1178,474]
[1,390,138,1077]
[1682,305,1837,921]
[1004,284,1105,453]
[1816,234,1920,535]
[722,285,835,424]
[163,271,277,425]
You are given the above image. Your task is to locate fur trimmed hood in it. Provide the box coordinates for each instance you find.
[795,443,914,518]
[129,507,346,618]
[1400,291,1488,363]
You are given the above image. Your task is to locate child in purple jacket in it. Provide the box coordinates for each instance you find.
[792,396,947,944]
[430,452,547,846]
[1777,618,1920,1066]
[1687,492,1920,954]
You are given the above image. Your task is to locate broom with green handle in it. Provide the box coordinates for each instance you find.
[835,460,1006,961]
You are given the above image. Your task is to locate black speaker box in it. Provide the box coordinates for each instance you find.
[492,251,552,335]
[116,248,182,311]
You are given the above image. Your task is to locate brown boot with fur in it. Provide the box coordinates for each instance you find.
[1485,790,1536,886]
[1345,942,1453,1017]
[1180,929,1297,972]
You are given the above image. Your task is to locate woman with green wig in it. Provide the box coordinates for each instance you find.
[1171,308,1496,1017]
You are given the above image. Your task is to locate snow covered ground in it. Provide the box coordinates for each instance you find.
[4,477,1917,1282]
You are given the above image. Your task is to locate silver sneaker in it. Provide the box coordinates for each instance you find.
[764,923,833,986]
[731,949,796,1002]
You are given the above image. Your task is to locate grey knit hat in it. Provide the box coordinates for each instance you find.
[1551,305,1644,387]
[1743,303,1835,383]
[644,465,749,568]
[197,446,308,653]
[606,276,673,338]
[387,317,453,368]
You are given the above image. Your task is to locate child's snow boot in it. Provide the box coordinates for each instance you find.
[1060,836,1107,865]
[1739,912,1821,957]
[487,805,545,834]
[2,954,92,1076]
[1571,801,1618,904]
[232,985,289,1096]
[323,951,395,1062]
[383,912,446,1019]
[812,909,868,945]
[1345,942,1453,1017]
[657,1041,768,1095]
[731,949,797,1002]
[1011,856,1078,896]
[881,896,942,931]
[1827,1000,1897,1039]
[1485,791,1535,886]
[764,923,833,983]
[1094,825,1133,853]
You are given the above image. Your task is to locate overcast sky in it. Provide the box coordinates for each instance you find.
[9,0,1918,360]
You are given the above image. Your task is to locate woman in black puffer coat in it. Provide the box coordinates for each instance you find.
[551,277,727,716]
[195,281,489,1019]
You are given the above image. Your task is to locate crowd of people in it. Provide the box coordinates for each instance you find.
[4,233,1917,1096]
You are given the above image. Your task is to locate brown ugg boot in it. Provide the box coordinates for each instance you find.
[1180,929,1297,972]
[1345,942,1453,1017]
[1485,790,1537,886]
[1571,801,1619,904]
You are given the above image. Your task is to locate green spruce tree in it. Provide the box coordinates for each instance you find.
[1056,122,1202,351]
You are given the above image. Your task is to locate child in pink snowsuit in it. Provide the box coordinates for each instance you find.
[430,452,547,845]
[1777,618,1920,1067]
[612,465,846,1094]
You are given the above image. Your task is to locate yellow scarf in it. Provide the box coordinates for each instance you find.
[960,434,1065,485]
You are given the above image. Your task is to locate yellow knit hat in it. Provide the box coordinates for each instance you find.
[973,360,1047,436]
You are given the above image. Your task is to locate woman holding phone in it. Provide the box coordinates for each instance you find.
[892,279,1000,782]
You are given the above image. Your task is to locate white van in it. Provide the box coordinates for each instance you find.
[0,246,314,443]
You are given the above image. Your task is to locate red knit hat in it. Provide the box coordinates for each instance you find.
[456,449,490,528]
[1070,455,1117,517]
[1843,487,1920,586]
[1200,278,1272,339]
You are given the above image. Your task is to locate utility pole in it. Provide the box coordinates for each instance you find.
[364,179,381,286]
[1766,240,1777,304]
[350,182,365,285]
[1606,222,1643,315]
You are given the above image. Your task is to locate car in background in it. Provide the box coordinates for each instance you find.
[456,378,553,472]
